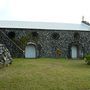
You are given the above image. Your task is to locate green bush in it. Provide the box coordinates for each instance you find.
[85,54,90,65]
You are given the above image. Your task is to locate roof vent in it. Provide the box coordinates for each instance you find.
[81,16,90,26]
[82,21,90,26]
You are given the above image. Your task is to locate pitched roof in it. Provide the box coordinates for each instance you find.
[0,21,89,31]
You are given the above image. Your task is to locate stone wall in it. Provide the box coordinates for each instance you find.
[37,30,90,58]
[1,28,90,58]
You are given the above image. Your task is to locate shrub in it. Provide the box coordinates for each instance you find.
[55,48,62,57]
[85,54,90,65]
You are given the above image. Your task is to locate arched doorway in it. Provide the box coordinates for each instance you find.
[25,42,36,58]
[68,42,84,59]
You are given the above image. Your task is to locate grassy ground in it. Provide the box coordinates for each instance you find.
[0,58,90,90]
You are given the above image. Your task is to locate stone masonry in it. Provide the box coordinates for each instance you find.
[0,28,90,58]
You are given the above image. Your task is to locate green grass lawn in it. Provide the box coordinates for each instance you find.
[0,58,90,90]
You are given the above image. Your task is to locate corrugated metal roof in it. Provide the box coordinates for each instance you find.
[0,21,89,31]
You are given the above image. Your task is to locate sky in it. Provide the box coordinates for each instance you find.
[0,0,90,23]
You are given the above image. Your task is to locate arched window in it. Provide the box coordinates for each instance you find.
[7,31,15,39]
[51,33,60,40]
[74,32,80,40]
[32,32,38,37]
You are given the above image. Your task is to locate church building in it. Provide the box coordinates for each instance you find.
[0,20,90,59]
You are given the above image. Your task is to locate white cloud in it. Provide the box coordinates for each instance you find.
[0,0,6,9]
[0,0,10,20]
[0,0,90,23]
